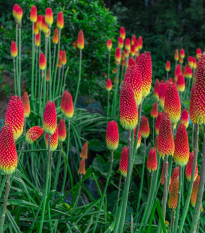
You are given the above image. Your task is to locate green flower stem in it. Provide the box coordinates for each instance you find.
[153,118,155,145]
[167,71,168,80]
[170,209,175,233]
[39,71,44,116]
[148,171,153,202]
[52,152,61,202]
[13,58,16,95]
[39,134,51,233]
[107,91,110,122]
[0,175,11,233]
[0,176,7,198]
[192,124,195,151]
[178,124,199,233]
[74,174,83,208]
[48,31,52,100]
[43,36,48,108]
[92,151,114,233]
[108,51,110,80]
[52,44,56,79]
[112,64,120,119]
[59,66,65,96]
[119,65,124,88]
[173,166,182,233]
[34,47,38,100]
[38,44,41,106]
[15,24,19,91]
[74,49,82,107]
[31,23,35,111]
[115,174,122,215]
[162,154,168,221]
[53,29,61,99]
[190,125,205,233]
[18,27,21,96]
[137,138,146,212]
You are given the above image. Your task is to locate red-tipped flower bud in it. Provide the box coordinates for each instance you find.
[115,47,121,64]
[57,11,64,29]
[153,79,160,100]
[180,49,185,59]
[45,128,58,151]
[35,33,40,47]
[151,102,158,118]
[45,8,53,27]
[106,121,119,152]
[30,5,37,23]
[155,112,162,135]
[120,27,125,40]
[147,148,157,172]
[118,37,124,49]
[138,36,143,49]
[106,78,112,91]
[77,30,84,50]
[78,158,86,175]
[174,49,179,61]
[80,142,88,159]
[36,15,42,30]
[58,119,66,142]
[125,38,131,52]
[196,48,202,60]
[39,53,46,70]
[119,146,128,177]
[42,16,49,34]
[185,152,198,181]
[26,126,44,144]
[107,39,112,51]
[180,109,189,128]
[176,74,185,93]
[22,92,30,118]
[11,41,18,57]
[60,91,74,118]
[43,101,57,135]
[140,116,150,139]
[165,61,171,72]
[53,29,59,44]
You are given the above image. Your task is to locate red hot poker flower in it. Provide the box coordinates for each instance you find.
[176,74,185,93]
[128,57,136,66]
[36,15,42,30]
[34,22,39,35]
[147,148,157,172]
[53,29,59,44]
[42,16,49,34]
[191,176,202,211]
[35,33,40,47]
[185,152,198,181]
[80,142,88,159]
[125,38,131,52]
[119,147,128,177]
[60,91,74,118]
[39,53,46,70]
[45,8,53,27]
[193,57,197,69]
[169,166,179,193]
[107,39,112,51]
[120,27,126,40]
[168,178,179,209]
[174,49,179,61]
[180,48,185,59]
[106,121,119,152]
[43,101,57,135]
[118,37,124,49]
[57,11,64,29]
[11,41,18,57]
[196,48,202,60]
[190,84,196,124]
[78,159,86,175]
[58,119,66,142]
[174,64,182,81]
[165,61,171,72]
[115,47,121,64]
[26,126,44,144]
[77,30,84,50]
[180,109,189,128]
[153,79,160,100]
[155,112,163,135]
[106,78,112,91]
[22,92,30,118]
[30,5,37,23]
[131,35,136,45]
[138,36,143,49]
[151,102,158,118]
[188,56,193,68]
[45,128,58,151]
[140,116,150,139]
[158,81,168,109]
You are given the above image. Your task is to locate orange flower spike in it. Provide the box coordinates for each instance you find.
[188,56,193,68]
[107,39,112,51]
[155,112,162,135]
[153,79,160,100]
[58,119,66,142]
[124,64,142,107]
[30,5,37,23]
[147,148,157,172]
[120,27,126,40]
[131,35,136,45]
[118,37,124,49]
[119,147,128,177]
[165,61,171,72]
[43,101,57,135]
[193,54,205,124]
[39,53,46,70]
[192,57,197,69]
[0,125,17,174]
[106,78,112,91]
[45,8,53,27]
[191,176,202,209]
[115,47,121,64]
[161,162,169,185]
[36,15,42,30]
[33,22,39,35]
[22,92,30,118]
[176,74,185,93]
[174,124,189,166]
[196,48,202,60]
[46,69,50,82]
[154,135,159,151]
[106,121,119,152]
[130,45,135,57]
[185,152,198,181]
[137,129,142,149]
[80,142,88,159]
[180,109,189,128]
[138,36,143,49]
[61,51,67,65]
[190,84,196,124]
[78,158,86,175]
[151,102,158,118]
[169,166,179,193]
[13,4,19,19]
[128,57,136,66]
[158,113,175,157]
[125,38,131,52]
[77,30,84,50]
[158,81,168,109]
[45,128,58,151]
[60,91,74,118]
[120,83,138,130]
[26,126,44,144]
[185,65,192,79]
[180,48,185,59]
[57,11,64,29]
[164,83,181,124]
[140,116,150,139]
[15,5,23,25]
[174,49,179,61]
[35,33,40,47]
[179,58,183,64]
[134,39,139,52]
[42,16,49,34]
[137,52,152,98]
[168,178,179,209]
[174,64,182,81]
[5,96,24,141]
[11,41,18,58]
[53,29,59,44]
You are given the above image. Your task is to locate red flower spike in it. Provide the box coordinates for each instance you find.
[119,27,125,40]
[22,92,30,118]
[176,74,185,93]
[124,64,142,107]
[61,51,67,65]
[58,119,66,142]
[134,39,139,52]
[174,64,182,81]
[169,78,174,84]
[36,15,42,30]
[33,22,39,35]
[30,5,37,23]
[60,91,74,118]
[161,161,169,185]
[13,4,19,19]
[125,49,129,58]
[188,56,193,68]
[39,53,46,70]
[15,5,23,25]
[107,39,112,51]
[154,136,159,151]
[193,57,197,69]
[153,79,160,100]
[42,16,49,34]
[5,96,24,141]
[151,102,158,118]
[174,49,179,61]
[53,29,58,44]
[137,52,152,98]
[169,167,179,193]
[45,128,58,151]
[80,142,88,159]
[179,58,183,64]
[158,113,175,157]
[45,8,53,27]
[140,116,150,139]
[118,37,124,49]
[35,33,40,47]
[125,38,131,52]
[77,30,84,50]
[138,36,143,49]
[46,69,50,82]
[57,11,64,29]
[193,54,205,124]
[174,124,189,166]
[26,126,44,144]
[147,148,157,172]
[180,109,189,128]
[131,45,135,56]
[165,61,171,72]
[168,178,179,209]
[119,147,128,177]
[0,125,17,174]
[191,176,202,210]
[78,159,86,175]
[134,128,142,149]
[131,35,136,45]
[155,112,162,135]
[185,65,192,78]
[120,83,138,130]
[106,78,112,91]
[196,48,202,60]
[164,83,181,124]
[106,121,119,152]
[158,81,168,109]
[186,152,198,181]
[11,41,18,58]
[115,47,121,63]
[128,57,136,66]
[43,101,57,135]
[190,84,196,124]
[180,49,185,59]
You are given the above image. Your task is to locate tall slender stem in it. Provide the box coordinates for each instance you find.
[18,27,21,96]
[52,44,56,79]
[31,23,35,110]
[55,68,61,97]
[192,123,195,151]
[13,58,16,95]
[43,36,48,108]
[48,31,52,100]
[148,171,153,201]
[162,155,168,221]
[190,125,205,233]
[178,124,199,233]
[112,65,120,119]
[170,209,175,233]
[34,47,38,99]
[107,91,110,122]
[39,71,44,116]
[0,175,11,233]
[108,51,110,80]
[15,24,19,95]
[74,175,83,208]
[153,118,155,145]
[116,174,122,214]
[74,49,82,107]
[92,151,114,233]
